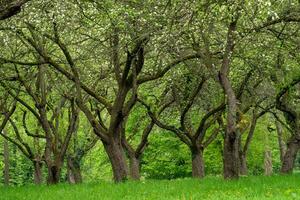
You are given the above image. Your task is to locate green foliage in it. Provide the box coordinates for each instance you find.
[81,143,112,182]
[142,131,191,179]
[204,136,223,175]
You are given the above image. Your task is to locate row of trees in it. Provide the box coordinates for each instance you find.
[0,0,299,184]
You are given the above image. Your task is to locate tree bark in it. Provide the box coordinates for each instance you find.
[223,133,240,179]
[264,129,273,176]
[264,149,273,176]
[275,74,300,174]
[67,157,82,184]
[3,130,9,186]
[239,153,248,175]
[129,156,140,180]
[219,21,240,179]
[275,120,286,163]
[47,165,61,184]
[33,160,43,184]
[239,114,258,176]
[281,135,300,174]
[191,147,205,178]
[103,139,128,182]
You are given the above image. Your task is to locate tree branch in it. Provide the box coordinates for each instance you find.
[138,98,191,146]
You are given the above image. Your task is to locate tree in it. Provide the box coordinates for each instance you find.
[0,0,300,184]
[0,1,203,182]
[276,76,300,173]
[140,73,225,178]
[67,127,97,184]
[0,61,80,184]
[122,89,174,180]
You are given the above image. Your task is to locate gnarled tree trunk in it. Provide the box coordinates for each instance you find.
[264,130,273,176]
[67,157,82,184]
[238,114,258,176]
[129,156,140,180]
[264,149,273,176]
[275,120,286,163]
[281,135,300,174]
[239,153,247,175]
[191,147,205,178]
[33,160,43,184]
[47,165,61,184]
[223,132,240,179]
[103,138,128,182]
[219,20,240,179]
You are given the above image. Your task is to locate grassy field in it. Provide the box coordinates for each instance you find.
[1,175,300,200]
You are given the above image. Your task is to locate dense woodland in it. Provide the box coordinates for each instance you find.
[0,0,299,186]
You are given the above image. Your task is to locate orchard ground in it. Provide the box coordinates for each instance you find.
[1,174,300,200]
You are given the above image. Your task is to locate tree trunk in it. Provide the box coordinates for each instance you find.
[223,132,240,179]
[191,147,205,178]
[219,20,239,180]
[33,160,43,184]
[239,114,257,176]
[281,136,300,174]
[103,139,128,182]
[239,153,248,175]
[264,130,273,176]
[129,156,140,180]
[47,165,61,184]
[3,130,9,186]
[67,157,82,184]
[264,149,273,176]
[67,164,75,184]
[275,120,286,163]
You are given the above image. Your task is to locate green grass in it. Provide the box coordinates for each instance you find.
[1,175,300,200]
